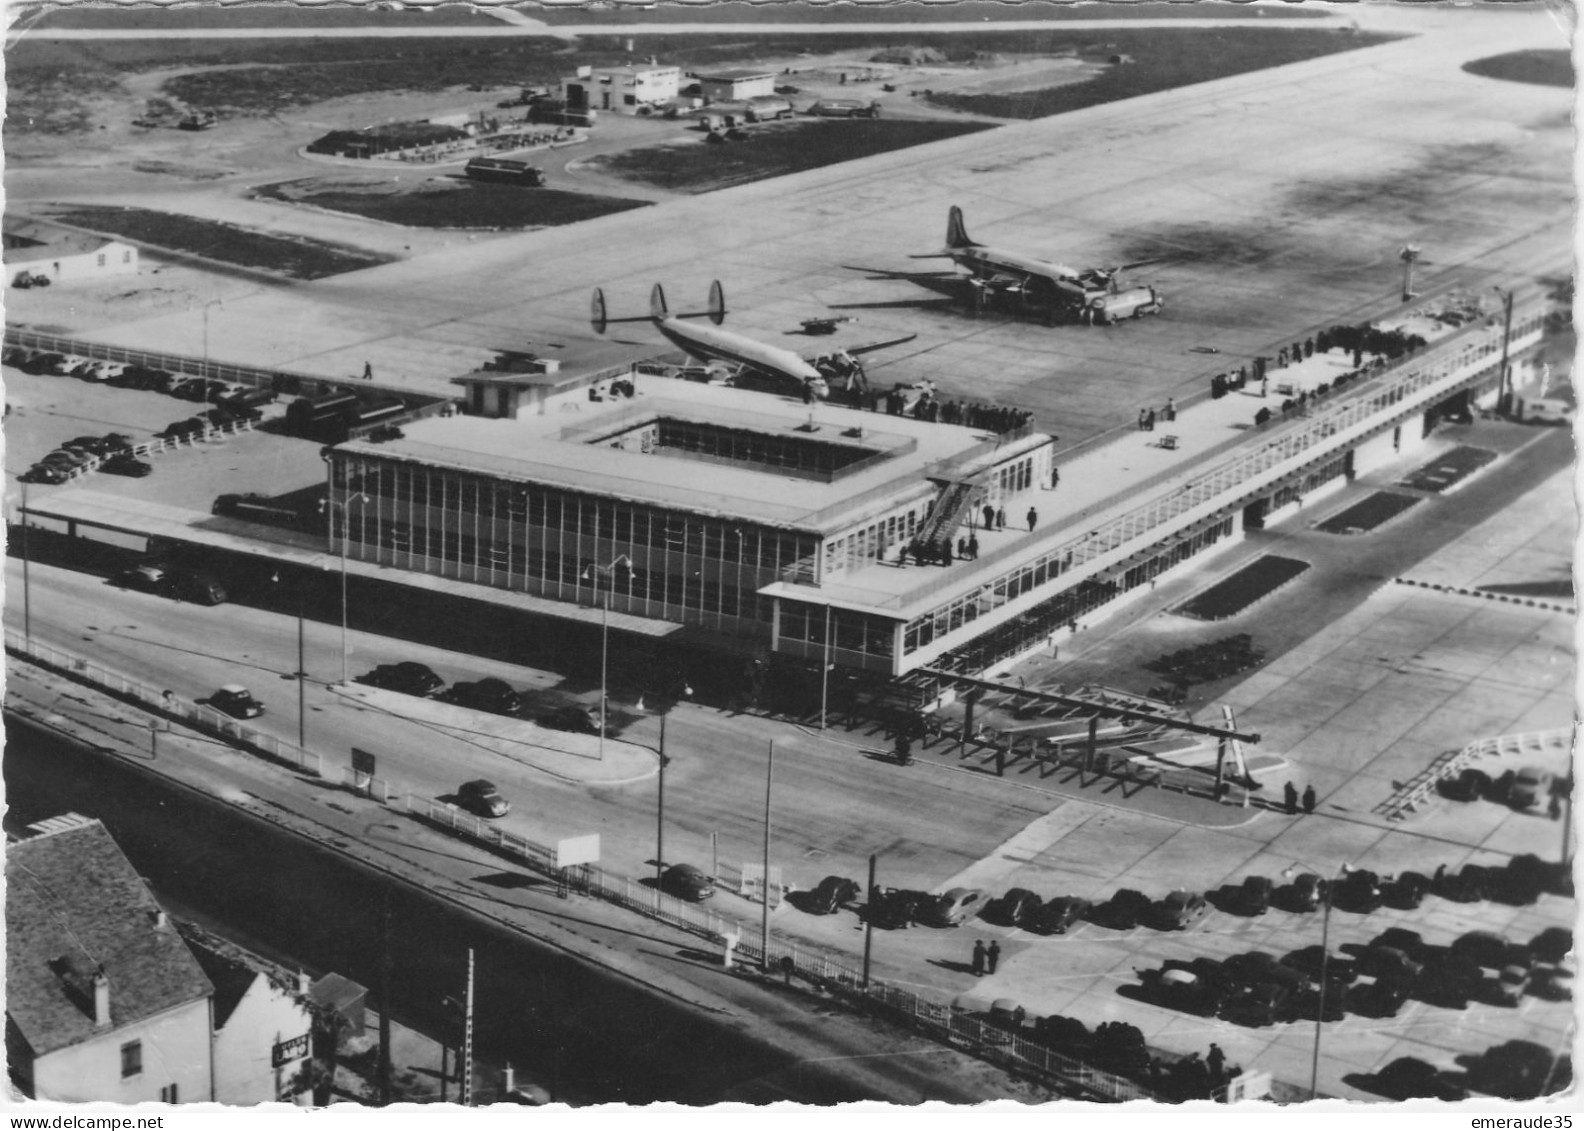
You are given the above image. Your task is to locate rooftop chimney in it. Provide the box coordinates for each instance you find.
[150,909,168,930]
[297,970,311,996]
[92,969,111,1028]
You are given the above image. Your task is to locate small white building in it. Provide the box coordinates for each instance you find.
[6,816,214,1104]
[696,69,776,103]
[4,219,139,287]
[564,63,680,114]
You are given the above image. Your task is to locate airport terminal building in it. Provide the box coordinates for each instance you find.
[327,292,1546,679]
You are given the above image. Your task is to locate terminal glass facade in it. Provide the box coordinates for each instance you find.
[333,453,818,639]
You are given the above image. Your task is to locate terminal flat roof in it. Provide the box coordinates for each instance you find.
[338,375,1049,534]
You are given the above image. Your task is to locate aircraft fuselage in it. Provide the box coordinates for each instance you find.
[654,318,829,397]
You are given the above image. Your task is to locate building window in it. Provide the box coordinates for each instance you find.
[121,1040,142,1078]
[160,1084,179,1103]
[97,253,106,267]
[123,250,132,264]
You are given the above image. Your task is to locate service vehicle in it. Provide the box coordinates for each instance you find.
[210,685,265,719]
[920,887,989,927]
[457,779,511,818]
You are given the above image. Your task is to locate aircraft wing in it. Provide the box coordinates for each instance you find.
[805,332,918,361]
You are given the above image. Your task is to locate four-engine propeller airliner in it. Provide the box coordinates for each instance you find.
[918,206,1167,325]
[591,281,916,400]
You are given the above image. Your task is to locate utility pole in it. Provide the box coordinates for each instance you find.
[655,709,667,887]
[761,741,775,971]
[20,481,31,645]
[819,604,832,730]
[461,949,475,1107]
[378,892,393,1105]
[1496,286,1516,415]
[862,854,876,990]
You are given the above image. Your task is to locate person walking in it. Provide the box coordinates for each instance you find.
[1145,408,1156,432]
[971,940,987,977]
[1284,781,1300,815]
[1302,784,1317,814]
[1138,408,1148,431]
[986,939,1001,975]
[1207,1043,1227,1086]
[1165,396,1176,422]
[967,535,979,560]
[362,361,373,381]
[996,507,1006,531]
[957,537,968,560]
[1026,506,1038,532]
[983,504,996,531]
[1050,466,1060,490]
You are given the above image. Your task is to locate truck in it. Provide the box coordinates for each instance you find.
[806,99,881,119]
[464,156,545,186]
[744,96,795,122]
[1085,285,1164,325]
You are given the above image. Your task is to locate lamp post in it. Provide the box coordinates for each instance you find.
[761,739,776,972]
[201,298,223,385]
[1493,285,1516,416]
[587,555,632,761]
[19,481,31,645]
[650,679,692,887]
[336,492,369,684]
[1282,861,1352,1101]
[819,604,832,731]
[272,570,307,751]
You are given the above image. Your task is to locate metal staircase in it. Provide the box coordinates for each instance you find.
[1376,727,1574,820]
[913,476,985,560]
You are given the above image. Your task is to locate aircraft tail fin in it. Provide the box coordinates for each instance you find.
[945,205,978,250]
[707,279,725,326]
[591,287,609,335]
[650,283,669,320]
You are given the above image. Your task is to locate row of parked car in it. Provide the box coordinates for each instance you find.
[21,431,150,484]
[1137,924,1572,1029]
[1440,762,1562,809]
[8,346,278,411]
[353,663,601,734]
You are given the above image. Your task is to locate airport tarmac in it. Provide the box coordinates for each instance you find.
[7,5,1571,455]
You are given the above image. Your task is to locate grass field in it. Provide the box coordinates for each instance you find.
[927,27,1398,119]
[1314,492,1421,536]
[49,206,394,279]
[27,6,497,29]
[9,25,1380,130]
[591,118,994,192]
[252,179,652,230]
[1463,49,1574,88]
[1177,555,1310,622]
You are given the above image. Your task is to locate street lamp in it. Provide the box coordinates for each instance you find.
[272,570,307,752]
[648,678,693,886]
[586,555,632,760]
[1282,861,1354,1101]
[335,492,370,684]
[761,738,776,972]
[1493,285,1516,416]
[19,480,31,645]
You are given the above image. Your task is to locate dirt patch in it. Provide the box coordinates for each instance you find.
[588,118,995,193]
[1463,49,1574,88]
[252,177,651,231]
[46,206,394,280]
[926,28,1397,119]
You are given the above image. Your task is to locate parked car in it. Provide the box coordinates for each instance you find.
[41,449,94,469]
[1369,927,1427,958]
[1451,929,1511,969]
[1334,869,1383,912]
[209,684,264,719]
[1382,870,1431,910]
[1282,872,1329,912]
[168,568,227,605]
[63,435,118,455]
[1416,953,1482,1009]
[985,887,1043,927]
[114,564,172,594]
[1092,888,1153,930]
[457,779,510,818]
[1027,896,1090,936]
[1507,852,1573,898]
[1231,876,1273,916]
[1508,765,1554,808]
[1530,960,1574,1002]
[1358,945,1423,983]
[1440,767,1493,802]
[660,863,715,902]
[1369,1058,1467,1103]
[867,885,927,929]
[1150,890,1211,931]
[1436,863,1491,903]
[540,705,600,734]
[21,465,72,485]
[920,887,989,927]
[444,678,524,716]
[1143,963,1224,1017]
[1219,980,1288,1027]
[1348,977,1410,1018]
[356,662,445,697]
[806,875,860,915]
[1492,964,1530,1006]
[101,454,153,478]
[1529,927,1573,966]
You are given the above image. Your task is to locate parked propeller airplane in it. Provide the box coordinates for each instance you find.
[911,205,1167,325]
[591,281,916,400]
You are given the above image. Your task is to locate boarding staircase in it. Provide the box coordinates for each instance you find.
[1375,726,1574,821]
[912,476,986,561]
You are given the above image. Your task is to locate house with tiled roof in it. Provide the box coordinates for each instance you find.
[3,218,138,287]
[6,815,213,1103]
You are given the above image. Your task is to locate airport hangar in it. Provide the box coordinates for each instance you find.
[322,290,1546,687]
